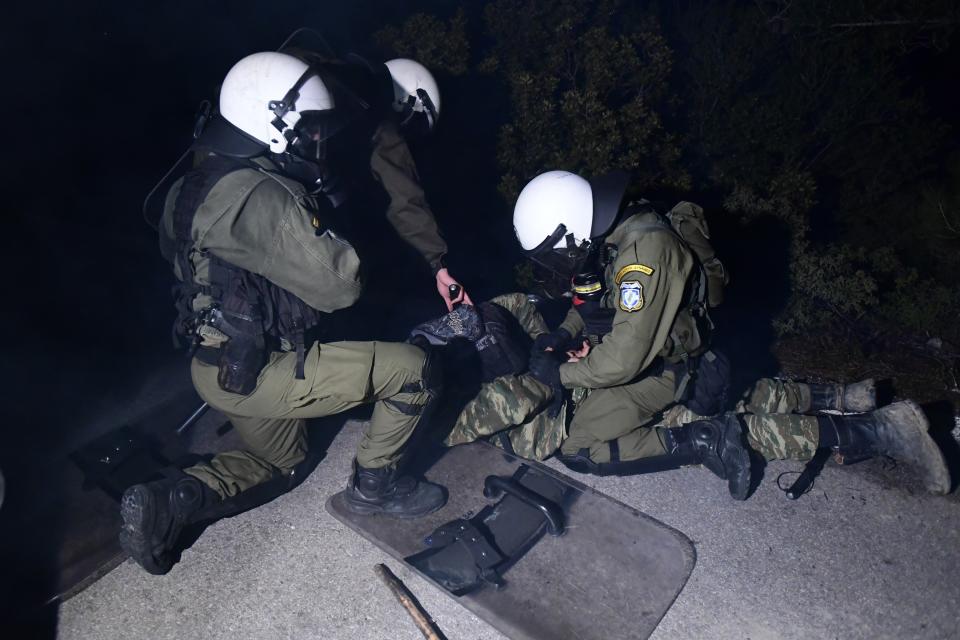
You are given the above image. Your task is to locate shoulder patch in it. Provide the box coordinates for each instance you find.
[619,281,644,312]
[615,263,655,284]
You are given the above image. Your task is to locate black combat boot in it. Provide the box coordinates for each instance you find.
[343,463,447,519]
[119,471,221,575]
[807,379,877,413]
[817,400,950,494]
[556,414,753,500]
[664,414,753,500]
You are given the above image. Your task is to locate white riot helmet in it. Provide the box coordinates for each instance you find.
[513,169,630,284]
[385,58,440,134]
[217,51,334,155]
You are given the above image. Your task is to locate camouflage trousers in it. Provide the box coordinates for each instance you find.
[660,376,820,461]
[444,293,562,460]
[443,293,821,462]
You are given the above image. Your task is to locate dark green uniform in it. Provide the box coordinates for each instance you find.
[161,127,449,499]
[370,122,448,272]
[555,211,696,463]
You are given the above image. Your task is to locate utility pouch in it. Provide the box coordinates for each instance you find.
[682,349,731,417]
[216,336,267,395]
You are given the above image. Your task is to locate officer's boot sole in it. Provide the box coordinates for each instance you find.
[880,401,951,495]
[119,485,174,575]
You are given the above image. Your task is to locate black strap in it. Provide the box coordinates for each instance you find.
[609,438,621,463]
[169,154,250,349]
[194,345,220,366]
[496,432,516,455]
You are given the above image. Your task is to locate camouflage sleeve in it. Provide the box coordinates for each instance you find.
[558,233,692,389]
[558,306,585,338]
[198,174,363,312]
[369,121,448,272]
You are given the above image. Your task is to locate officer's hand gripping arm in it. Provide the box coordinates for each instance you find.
[558,238,690,389]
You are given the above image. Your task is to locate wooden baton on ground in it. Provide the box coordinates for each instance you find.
[373,563,446,640]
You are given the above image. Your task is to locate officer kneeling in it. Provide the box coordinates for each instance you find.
[122,51,462,575]
[511,170,950,499]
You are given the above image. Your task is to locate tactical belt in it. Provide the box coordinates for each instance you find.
[406,465,570,595]
[194,345,220,366]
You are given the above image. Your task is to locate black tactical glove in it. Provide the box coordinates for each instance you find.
[533,329,572,353]
[528,348,566,418]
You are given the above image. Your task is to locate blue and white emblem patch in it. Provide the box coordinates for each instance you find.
[619,281,644,312]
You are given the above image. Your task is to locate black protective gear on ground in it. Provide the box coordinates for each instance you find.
[343,463,447,519]
[119,471,221,575]
[817,400,950,494]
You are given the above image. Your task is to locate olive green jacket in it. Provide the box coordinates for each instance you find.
[370,122,448,272]
[558,211,695,390]
[159,155,364,314]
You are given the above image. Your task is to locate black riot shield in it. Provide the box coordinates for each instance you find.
[326,441,696,640]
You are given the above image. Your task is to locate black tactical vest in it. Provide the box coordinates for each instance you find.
[165,153,325,393]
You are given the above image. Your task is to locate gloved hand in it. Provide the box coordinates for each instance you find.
[528,348,566,418]
[533,329,572,353]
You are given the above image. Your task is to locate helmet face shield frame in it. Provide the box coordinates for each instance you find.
[524,222,593,297]
[397,88,439,137]
[288,109,345,162]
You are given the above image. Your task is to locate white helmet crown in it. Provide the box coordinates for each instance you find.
[513,171,594,251]
[385,58,440,131]
[219,52,334,154]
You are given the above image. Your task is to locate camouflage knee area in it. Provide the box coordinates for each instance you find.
[496,410,566,460]
[738,378,809,415]
[742,414,819,461]
[446,374,554,447]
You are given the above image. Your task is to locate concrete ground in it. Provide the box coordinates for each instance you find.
[59,414,960,640]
